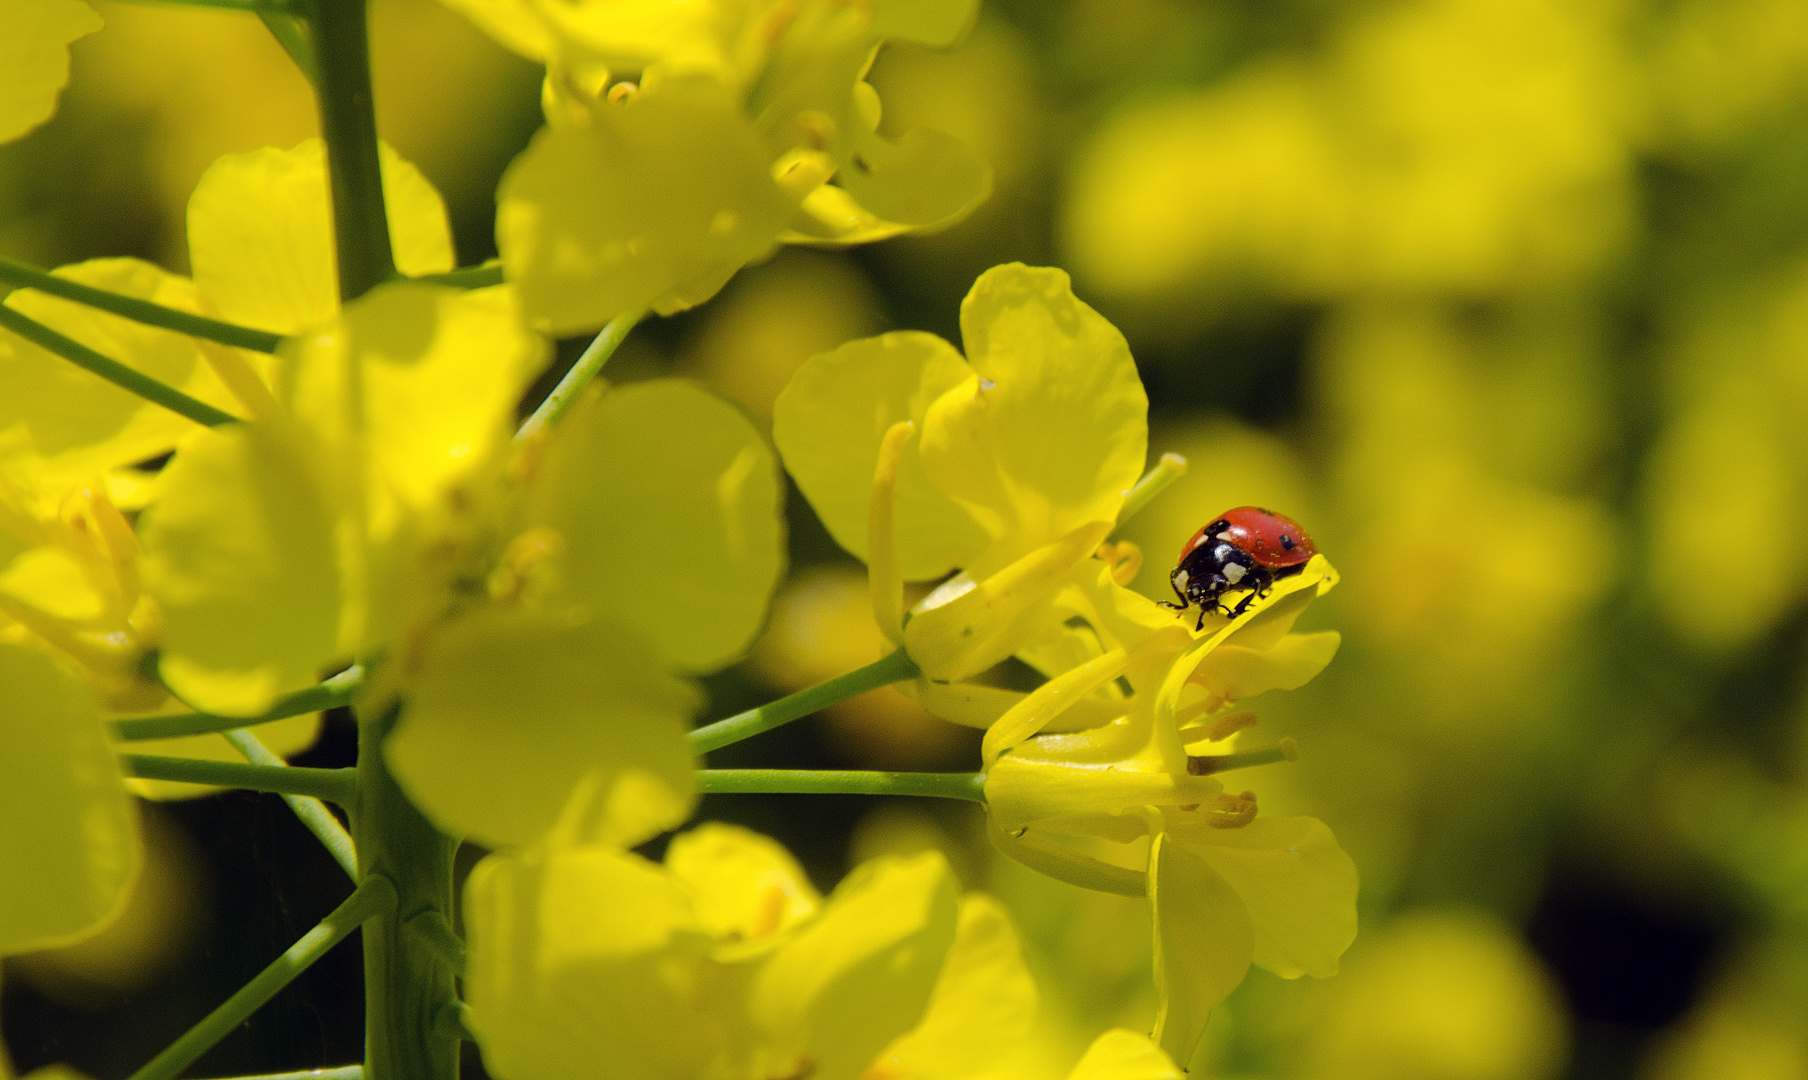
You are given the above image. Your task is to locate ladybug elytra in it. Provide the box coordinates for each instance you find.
[1159,506,1318,629]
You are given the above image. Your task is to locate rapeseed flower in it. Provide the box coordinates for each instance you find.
[463,820,1036,1080]
[444,0,990,332]
[777,262,1355,1065]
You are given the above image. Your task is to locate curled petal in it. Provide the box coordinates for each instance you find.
[1149,833,1253,1070]
[1186,631,1341,708]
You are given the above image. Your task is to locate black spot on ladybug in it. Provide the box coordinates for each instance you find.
[1281,535,1295,551]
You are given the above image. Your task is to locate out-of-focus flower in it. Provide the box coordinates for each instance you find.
[0,0,101,145]
[1302,910,1568,1080]
[1065,1030,1183,1080]
[0,641,138,957]
[463,821,1037,1080]
[1643,945,1808,1080]
[1064,0,1633,308]
[452,0,991,332]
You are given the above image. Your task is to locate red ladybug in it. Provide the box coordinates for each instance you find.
[1160,507,1318,629]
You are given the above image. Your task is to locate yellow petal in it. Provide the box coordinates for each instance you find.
[528,379,785,674]
[1166,814,1357,980]
[665,822,821,946]
[1066,1030,1184,1080]
[120,714,321,801]
[0,259,235,486]
[773,331,988,580]
[0,0,102,145]
[835,127,991,234]
[904,521,1112,684]
[0,643,139,956]
[138,421,345,717]
[1184,631,1341,711]
[918,264,1146,568]
[188,139,455,334]
[1149,832,1253,1070]
[752,851,961,1080]
[463,843,720,1080]
[986,755,1220,835]
[497,79,791,334]
[434,0,553,61]
[286,282,546,513]
[870,893,1038,1080]
[386,608,701,849]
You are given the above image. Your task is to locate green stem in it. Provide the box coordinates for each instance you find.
[515,309,643,441]
[113,665,363,741]
[404,910,467,977]
[1117,452,1187,526]
[431,1001,479,1043]
[125,875,396,1080]
[195,1070,361,1080]
[354,703,461,1080]
[0,304,239,427]
[196,1063,361,1070]
[1185,743,1295,775]
[0,257,284,352]
[225,729,359,881]
[260,13,319,81]
[411,264,505,289]
[690,649,919,755]
[120,754,357,804]
[312,0,395,300]
[697,769,987,802]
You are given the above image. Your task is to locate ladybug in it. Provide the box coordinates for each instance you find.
[1160,506,1317,629]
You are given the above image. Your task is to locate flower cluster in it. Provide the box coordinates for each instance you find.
[776,263,1358,1067]
[440,0,992,334]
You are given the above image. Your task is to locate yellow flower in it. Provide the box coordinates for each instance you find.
[774,262,1149,690]
[463,821,1037,1080]
[0,0,101,145]
[459,0,990,332]
[981,559,1356,1068]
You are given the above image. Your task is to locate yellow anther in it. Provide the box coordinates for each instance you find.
[1095,539,1143,586]
[1207,790,1258,829]
[489,527,566,603]
[607,81,639,103]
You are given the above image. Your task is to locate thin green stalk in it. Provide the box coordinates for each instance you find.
[121,754,357,804]
[1117,452,1187,525]
[354,703,461,1080]
[113,665,364,741]
[225,729,359,881]
[0,304,239,427]
[697,769,987,802]
[196,1063,361,1070]
[405,910,467,977]
[1185,741,1295,776]
[411,264,505,289]
[313,0,395,300]
[125,875,396,1080]
[260,13,319,81]
[690,648,920,755]
[431,1001,479,1043]
[515,309,644,440]
[0,257,284,352]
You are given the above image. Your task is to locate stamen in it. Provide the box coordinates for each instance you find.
[1095,539,1142,586]
[867,420,913,645]
[1178,708,1256,744]
[1116,452,1188,525]
[1207,790,1258,829]
[607,81,639,103]
[1187,742,1294,775]
[1172,693,1228,728]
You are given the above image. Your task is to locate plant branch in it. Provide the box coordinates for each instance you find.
[125,875,396,1080]
[697,769,987,802]
[405,910,467,977]
[112,666,364,741]
[0,257,285,353]
[515,309,643,441]
[1117,452,1187,526]
[260,13,319,81]
[312,0,394,299]
[431,1000,479,1043]
[0,304,240,427]
[225,729,359,880]
[121,754,358,804]
[689,648,920,754]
